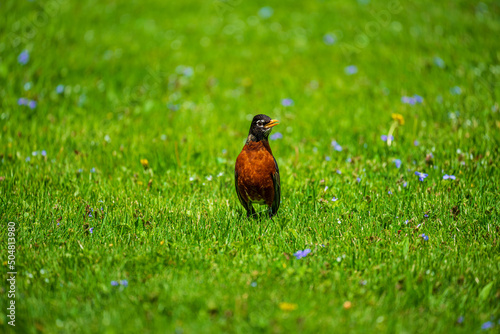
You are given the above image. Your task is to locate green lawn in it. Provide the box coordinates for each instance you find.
[1,0,500,332]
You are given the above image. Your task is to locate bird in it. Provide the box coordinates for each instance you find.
[235,114,281,218]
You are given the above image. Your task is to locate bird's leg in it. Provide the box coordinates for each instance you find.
[247,205,257,219]
[268,207,274,219]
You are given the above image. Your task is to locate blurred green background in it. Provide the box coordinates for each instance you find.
[1,0,499,333]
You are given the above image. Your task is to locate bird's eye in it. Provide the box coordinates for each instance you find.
[257,120,264,127]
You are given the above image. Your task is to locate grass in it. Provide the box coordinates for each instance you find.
[1,0,500,332]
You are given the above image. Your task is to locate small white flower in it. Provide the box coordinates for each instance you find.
[206,175,213,181]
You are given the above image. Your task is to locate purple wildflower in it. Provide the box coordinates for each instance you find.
[443,174,456,180]
[356,177,361,183]
[325,156,331,161]
[481,321,493,330]
[56,85,64,94]
[403,182,407,187]
[402,95,423,104]
[41,150,47,157]
[323,33,336,45]
[381,135,394,142]
[281,98,294,107]
[111,281,119,286]
[293,249,311,259]
[421,233,429,241]
[120,280,128,287]
[393,159,402,168]
[424,214,429,218]
[18,50,29,65]
[89,227,94,233]
[336,169,341,174]
[331,140,342,152]
[414,140,419,146]
[331,197,338,202]
[25,157,30,162]
[270,132,283,140]
[18,98,28,105]
[90,167,96,173]
[344,65,358,75]
[388,191,392,195]
[457,316,464,324]
[415,171,428,181]
[28,100,37,109]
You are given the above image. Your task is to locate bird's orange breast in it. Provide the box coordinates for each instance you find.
[235,141,276,206]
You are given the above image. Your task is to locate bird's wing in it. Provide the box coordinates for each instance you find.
[271,156,280,215]
[234,169,249,211]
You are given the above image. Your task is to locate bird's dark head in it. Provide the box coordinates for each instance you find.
[247,114,280,142]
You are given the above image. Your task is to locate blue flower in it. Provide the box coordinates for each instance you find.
[270,132,283,140]
[325,156,331,161]
[323,33,337,45]
[481,321,493,330]
[251,281,257,287]
[388,191,392,195]
[414,140,419,146]
[41,150,47,157]
[28,100,37,109]
[356,177,361,183]
[402,95,423,104]
[90,167,96,173]
[393,159,402,169]
[415,171,428,181]
[443,174,456,180]
[25,157,31,162]
[120,280,128,287]
[111,280,119,286]
[89,227,94,233]
[336,170,341,174]
[457,316,464,324]
[381,135,394,142]
[421,233,429,241]
[403,182,407,187]
[450,86,462,95]
[56,85,65,94]
[344,65,358,75]
[18,98,28,106]
[331,140,342,152]
[258,6,273,19]
[281,98,294,107]
[331,197,338,202]
[18,50,29,65]
[433,57,445,68]
[293,249,311,259]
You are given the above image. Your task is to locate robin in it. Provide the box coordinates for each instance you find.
[235,114,281,218]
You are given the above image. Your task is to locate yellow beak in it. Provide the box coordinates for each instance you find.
[265,119,280,128]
